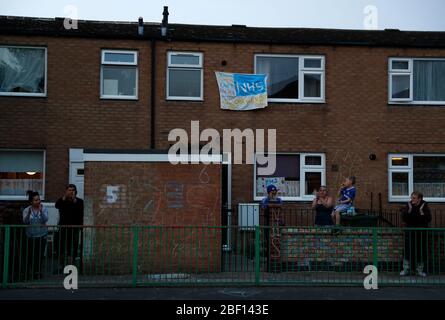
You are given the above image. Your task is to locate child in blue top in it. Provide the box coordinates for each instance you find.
[331,176,356,228]
[261,184,283,209]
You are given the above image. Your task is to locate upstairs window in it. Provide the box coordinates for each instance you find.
[389,58,445,104]
[167,52,203,100]
[0,46,47,96]
[100,50,138,99]
[255,54,325,103]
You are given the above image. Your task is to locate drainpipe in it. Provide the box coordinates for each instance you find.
[150,38,156,150]
[150,6,169,150]
[137,16,155,150]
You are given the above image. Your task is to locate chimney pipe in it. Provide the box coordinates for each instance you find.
[161,6,169,37]
[138,17,144,36]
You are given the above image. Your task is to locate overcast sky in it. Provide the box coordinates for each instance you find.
[1,0,444,31]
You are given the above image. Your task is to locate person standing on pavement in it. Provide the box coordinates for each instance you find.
[22,190,48,280]
[55,184,84,271]
[400,191,431,277]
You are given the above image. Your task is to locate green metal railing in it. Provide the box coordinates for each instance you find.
[1,225,445,288]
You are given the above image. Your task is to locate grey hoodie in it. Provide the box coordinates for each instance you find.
[22,205,49,238]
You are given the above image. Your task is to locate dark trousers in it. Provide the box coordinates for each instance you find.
[55,227,83,273]
[404,229,428,270]
[26,236,47,279]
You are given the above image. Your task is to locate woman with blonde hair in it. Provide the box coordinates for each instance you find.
[312,186,334,226]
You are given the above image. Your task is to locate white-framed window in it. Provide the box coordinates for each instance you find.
[167,51,203,100]
[0,46,47,97]
[254,54,325,103]
[254,153,326,201]
[389,154,445,202]
[389,58,445,104]
[0,150,46,200]
[100,50,138,99]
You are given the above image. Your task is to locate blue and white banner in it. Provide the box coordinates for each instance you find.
[215,72,268,111]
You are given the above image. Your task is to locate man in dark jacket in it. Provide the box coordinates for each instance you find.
[400,191,431,277]
[55,184,84,271]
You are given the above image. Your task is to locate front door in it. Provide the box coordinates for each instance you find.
[69,162,84,199]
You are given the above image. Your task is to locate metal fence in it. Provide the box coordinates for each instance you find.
[1,224,445,288]
[225,204,445,228]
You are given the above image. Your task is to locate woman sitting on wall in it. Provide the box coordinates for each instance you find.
[312,186,334,227]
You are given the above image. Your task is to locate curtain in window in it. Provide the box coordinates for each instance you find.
[256,57,299,99]
[413,60,445,101]
[0,47,45,93]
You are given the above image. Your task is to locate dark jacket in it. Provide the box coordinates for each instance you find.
[401,200,432,228]
[55,197,84,226]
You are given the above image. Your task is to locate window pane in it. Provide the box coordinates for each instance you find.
[104,52,135,64]
[392,172,409,196]
[305,156,322,166]
[304,58,321,68]
[0,151,44,197]
[413,60,445,101]
[392,61,409,70]
[102,66,137,96]
[168,69,201,97]
[414,156,445,198]
[305,172,321,195]
[304,74,321,98]
[256,56,299,99]
[170,54,200,65]
[256,154,300,197]
[0,151,43,172]
[391,75,410,99]
[391,157,409,166]
[0,47,45,94]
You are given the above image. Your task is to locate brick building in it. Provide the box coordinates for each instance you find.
[1,14,445,226]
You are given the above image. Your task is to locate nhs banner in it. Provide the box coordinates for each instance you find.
[215,72,268,111]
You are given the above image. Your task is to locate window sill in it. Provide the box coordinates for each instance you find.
[388,102,445,107]
[267,100,325,105]
[254,197,315,202]
[0,93,47,98]
[389,198,445,203]
[166,98,204,102]
[100,96,139,101]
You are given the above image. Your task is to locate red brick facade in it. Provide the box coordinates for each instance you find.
[2,22,445,212]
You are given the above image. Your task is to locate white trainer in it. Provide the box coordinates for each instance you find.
[400,260,410,276]
[417,264,427,277]
[400,269,410,276]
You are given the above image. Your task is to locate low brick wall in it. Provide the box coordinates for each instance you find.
[281,228,445,272]
[281,228,403,269]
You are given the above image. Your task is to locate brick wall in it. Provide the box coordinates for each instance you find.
[82,161,222,273]
[281,229,403,268]
[281,228,445,272]
[2,35,445,209]
[153,41,445,209]
[0,36,152,201]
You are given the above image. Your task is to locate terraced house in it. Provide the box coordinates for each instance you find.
[1,10,445,287]
[2,13,445,214]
